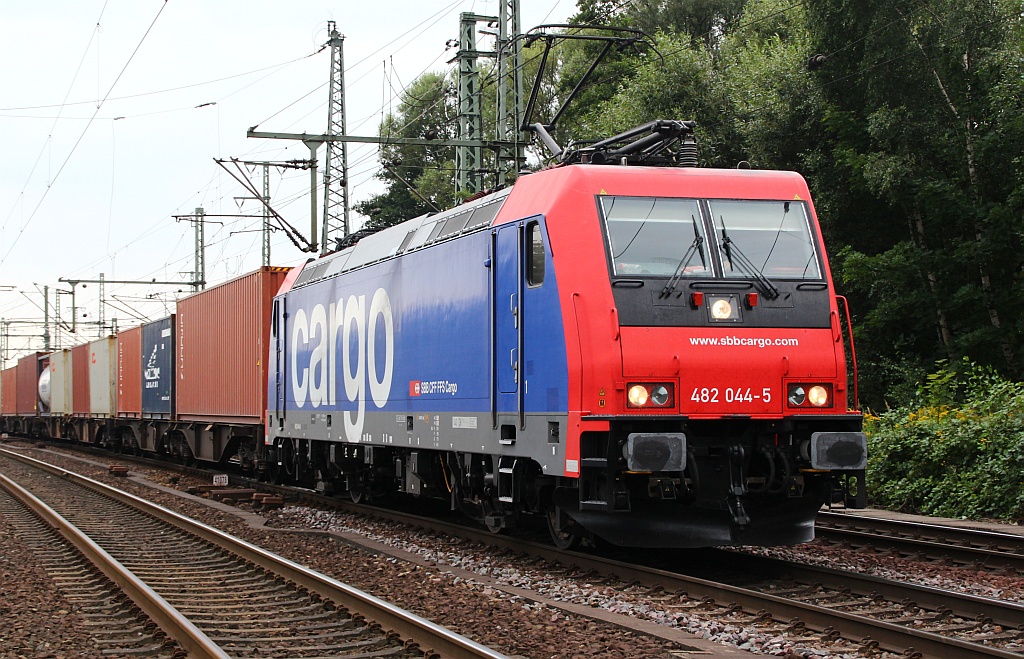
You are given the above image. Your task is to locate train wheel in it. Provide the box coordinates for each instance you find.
[269,441,294,484]
[484,515,505,534]
[181,442,196,468]
[546,505,580,550]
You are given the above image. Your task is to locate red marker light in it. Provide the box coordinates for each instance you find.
[690,292,704,308]
[746,292,758,308]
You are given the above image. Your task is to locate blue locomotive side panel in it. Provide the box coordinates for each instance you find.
[270,225,569,449]
[141,316,175,417]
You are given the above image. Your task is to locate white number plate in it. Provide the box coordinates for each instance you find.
[690,387,772,404]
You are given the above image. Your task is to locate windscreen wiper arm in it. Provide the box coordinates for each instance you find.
[660,215,706,298]
[720,218,780,300]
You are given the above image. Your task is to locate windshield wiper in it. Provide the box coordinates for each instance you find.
[660,215,706,298]
[719,217,780,300]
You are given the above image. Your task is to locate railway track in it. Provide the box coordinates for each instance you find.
[250,485,1024,657]
[0,448,505,658]
[10,441,1024,658]
[816,509,1024,574]
[305,503,1024,657]
[352,508,1024,657]
[0,480,183,657]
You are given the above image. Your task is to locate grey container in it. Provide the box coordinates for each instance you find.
[49,349,73,416]
[142,316,175,418]
[88,337,118,417]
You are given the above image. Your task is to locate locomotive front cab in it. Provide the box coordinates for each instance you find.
[552,170,866,548]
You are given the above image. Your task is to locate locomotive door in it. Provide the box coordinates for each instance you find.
[493,223,524,429]
[270,297,285,422]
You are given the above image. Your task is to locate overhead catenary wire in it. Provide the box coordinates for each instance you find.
[0,0,170,266]
[0,49,323,114]
[1,0,111,236]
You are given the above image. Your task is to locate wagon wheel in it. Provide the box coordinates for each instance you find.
[181,441,197,468]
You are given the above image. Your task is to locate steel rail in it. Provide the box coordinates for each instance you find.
[722,552,1024,629]
[817,510,1024,572]
[0,471,229,659]
[0,448,507,659]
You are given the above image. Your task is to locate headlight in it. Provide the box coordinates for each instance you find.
[808,385,829,407]
[706,294,740,322]
[787,383,833,408]
[627,383,675,409]
[628,385,649,407]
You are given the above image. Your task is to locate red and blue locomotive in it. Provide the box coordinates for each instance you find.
[0,122,864,548]
[265,121,866,548]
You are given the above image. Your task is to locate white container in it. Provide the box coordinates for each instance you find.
[88,337,118,417]
[49,349,74,416]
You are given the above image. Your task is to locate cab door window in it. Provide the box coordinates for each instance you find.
[526,220,545,286]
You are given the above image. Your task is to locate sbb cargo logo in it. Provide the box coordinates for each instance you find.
[289,288,394,442]
[411,380,459,395]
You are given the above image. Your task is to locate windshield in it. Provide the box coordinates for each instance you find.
[709,200,821,280]
[600,197,711,277]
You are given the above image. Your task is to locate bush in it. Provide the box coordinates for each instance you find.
[866,359,1024,522]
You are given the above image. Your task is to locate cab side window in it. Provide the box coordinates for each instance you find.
[526,221,545,286]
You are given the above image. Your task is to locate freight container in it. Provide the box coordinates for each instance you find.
[1,366,16,415]
[48,349,73,416]
[142,316,175,418]
[16,352,49,416]
[72,343,90,416]
[176,267,290,423]
[89,337,117,417]
[117,325,142,418]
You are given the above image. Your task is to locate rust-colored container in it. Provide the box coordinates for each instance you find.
[1,366,17,415]
[117,325,143,418]
[16,352,48,415]
[176,267,290,424]
[72,343,91,416]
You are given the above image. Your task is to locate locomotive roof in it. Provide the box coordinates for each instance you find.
[289,164,813,291]
[291,187,512,290]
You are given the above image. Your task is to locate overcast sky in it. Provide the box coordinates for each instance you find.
[0,0,572,362]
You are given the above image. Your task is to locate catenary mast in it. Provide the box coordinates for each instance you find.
[321,21,350,253]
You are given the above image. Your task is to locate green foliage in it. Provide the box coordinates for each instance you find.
[573,32,725,156]
[806,0,1024,402]
[354,71,457,229]
[866,360,1024,521]
[354,0,1024,412]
